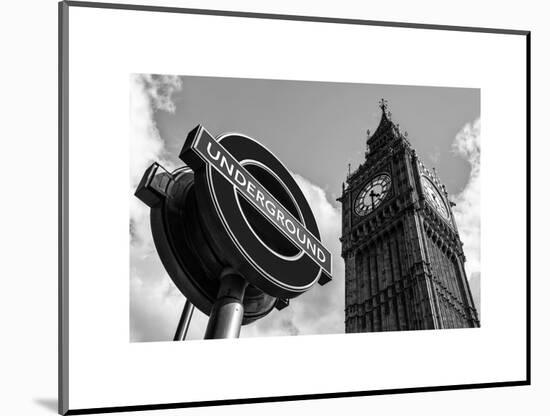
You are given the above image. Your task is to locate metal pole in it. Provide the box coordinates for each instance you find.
[204,270,248,339]
[173,299,194,341]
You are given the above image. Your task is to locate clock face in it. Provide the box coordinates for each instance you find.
[421,176,450,220]
[354,174,391,216]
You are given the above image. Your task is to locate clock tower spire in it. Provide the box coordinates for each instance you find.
[338,101,479,332]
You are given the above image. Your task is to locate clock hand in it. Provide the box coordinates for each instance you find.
[369,190,380,210]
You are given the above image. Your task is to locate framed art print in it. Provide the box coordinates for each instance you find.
[59,1,530,414]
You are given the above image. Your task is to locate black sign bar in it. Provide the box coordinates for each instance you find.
[182,126,332,276]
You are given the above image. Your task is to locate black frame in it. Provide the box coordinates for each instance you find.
[59,1,531,414]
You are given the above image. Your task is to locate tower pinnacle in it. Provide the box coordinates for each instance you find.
[378,98,389,114]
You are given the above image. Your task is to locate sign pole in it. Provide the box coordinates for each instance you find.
[136,125,333,341]
[173,299,194,341]
[204,270,248,339]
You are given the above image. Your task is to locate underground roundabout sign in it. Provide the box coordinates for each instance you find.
[181,125,332,297]
[135,124,332,336]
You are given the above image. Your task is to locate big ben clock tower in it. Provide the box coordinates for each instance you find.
[339,100,480,332]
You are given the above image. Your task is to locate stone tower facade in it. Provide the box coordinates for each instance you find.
[339,100,479,332]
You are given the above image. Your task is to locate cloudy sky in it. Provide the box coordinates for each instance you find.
[130,75,480,342]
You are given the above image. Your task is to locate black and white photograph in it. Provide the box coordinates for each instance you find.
[130,75,481,342]
[4,0,546,413]
[53,3,531,414]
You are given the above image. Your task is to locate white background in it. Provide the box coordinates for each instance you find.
[67,3,525,411]
[0,0,547,415]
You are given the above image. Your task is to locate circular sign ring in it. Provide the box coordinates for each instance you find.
[149,167,277,324]
[189,132,327,299]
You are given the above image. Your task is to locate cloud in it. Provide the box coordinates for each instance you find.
[428,148,441,164]
[140,74,182,113]
[129,76,345,340]
[129,74,181,251]
[240,174,345,338]
[130,267,210,342]
[129,74,198,342]
[450,118,481,282]
[130,104,481,340]
[129,75,181,182]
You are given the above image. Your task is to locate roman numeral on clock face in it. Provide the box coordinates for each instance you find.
[354,174,391,216]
